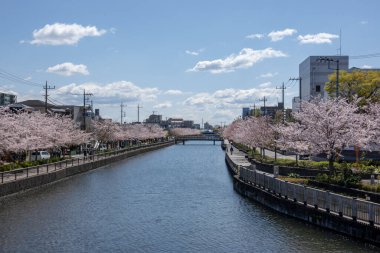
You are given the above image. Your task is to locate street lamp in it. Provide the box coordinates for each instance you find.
[317,57,340,98]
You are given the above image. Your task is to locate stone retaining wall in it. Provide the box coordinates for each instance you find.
[225,153,380,246]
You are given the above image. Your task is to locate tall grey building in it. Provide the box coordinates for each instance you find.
[292,55,349,111]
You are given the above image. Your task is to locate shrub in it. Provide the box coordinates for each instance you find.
[288,173,300,178]
[316,173,329,183]
[315,170,361,188]
[360,183,380,193]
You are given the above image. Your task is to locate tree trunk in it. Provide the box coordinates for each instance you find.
[354,145,360,164]
[328,155,335,175]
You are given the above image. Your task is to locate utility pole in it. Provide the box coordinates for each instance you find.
[289,77,302,111]
[43,81,55,113]
[137,104,143,123]
[120,102,126,124]
[83,89,93,131]
[317,57,340,98]
[259,96,268,116]
[276,82,286,123]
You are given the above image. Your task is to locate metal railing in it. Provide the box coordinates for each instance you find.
[0,141,173,184]
[175,135,223,141]
[239,165,380,226]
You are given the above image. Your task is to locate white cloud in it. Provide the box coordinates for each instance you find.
[246,33,264,39]
[268,28,297,41]
[56,81,160,103]
[188,48,286,74]
[297,33,339,44]
[185,48,204,56]
[164,89,183,95]
[184,87,278,107]
[360,21,368,25]
[186,50,199,56]
[153,101,172,109]
[46,62,89,76]
[212,109,236,120]
[29,23,106,45]
[259,82,272,88]
[257,72,278,78]
[361,65,372,69]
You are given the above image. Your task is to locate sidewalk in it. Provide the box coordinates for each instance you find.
[262,149,296,160]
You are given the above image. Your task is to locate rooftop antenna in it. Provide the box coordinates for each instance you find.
[339,28,342,56]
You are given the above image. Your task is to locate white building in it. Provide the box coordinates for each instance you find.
[292,56,349,111]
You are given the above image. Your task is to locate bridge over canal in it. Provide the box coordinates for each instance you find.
[174,134,223,145]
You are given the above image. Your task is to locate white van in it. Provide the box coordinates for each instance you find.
[31,151,51,161]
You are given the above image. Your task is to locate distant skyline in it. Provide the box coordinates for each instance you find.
[0,0,379,125]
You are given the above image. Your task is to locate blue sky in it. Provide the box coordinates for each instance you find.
[0,0,379,125]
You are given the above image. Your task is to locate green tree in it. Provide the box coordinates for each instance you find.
[325,70,380,106]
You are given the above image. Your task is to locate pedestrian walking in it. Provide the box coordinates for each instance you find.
[230,146,233,155]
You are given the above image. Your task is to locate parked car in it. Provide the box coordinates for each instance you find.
[99,144,107,151]
[31,151,51,161]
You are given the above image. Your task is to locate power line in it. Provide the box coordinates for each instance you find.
[0,68,41,87]
[350,53,380,59]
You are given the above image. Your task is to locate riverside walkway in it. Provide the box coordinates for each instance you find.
[0,141,172,185]
[225,140,380,231]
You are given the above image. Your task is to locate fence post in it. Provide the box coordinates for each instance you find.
[352,198,357,222]
[284,181,288,199]
[313,190,318,209]
[37,166,39,175]
[325,191,330,213]
[47,164,49,173]
[273,166,279,178]
[338,197,343,217]
[368,204,374,226]
[303,186,307,206]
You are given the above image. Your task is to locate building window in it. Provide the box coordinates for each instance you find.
[316,85,321,92]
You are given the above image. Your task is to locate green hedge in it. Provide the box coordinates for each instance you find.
[0,157,63,172]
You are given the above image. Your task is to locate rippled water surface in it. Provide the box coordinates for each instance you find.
[0,142,378,252]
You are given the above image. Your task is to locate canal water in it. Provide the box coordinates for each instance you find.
[0,142,378,253]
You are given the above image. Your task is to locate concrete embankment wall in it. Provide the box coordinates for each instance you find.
[0,142,173,198]
[225,154,380,246]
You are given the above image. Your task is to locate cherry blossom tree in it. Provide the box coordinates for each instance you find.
[91,120,166,147]
[0,108,89,161]
[222,116,276,157]
[277,98,371,171]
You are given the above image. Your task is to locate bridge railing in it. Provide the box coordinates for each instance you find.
[175,134,223,141]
